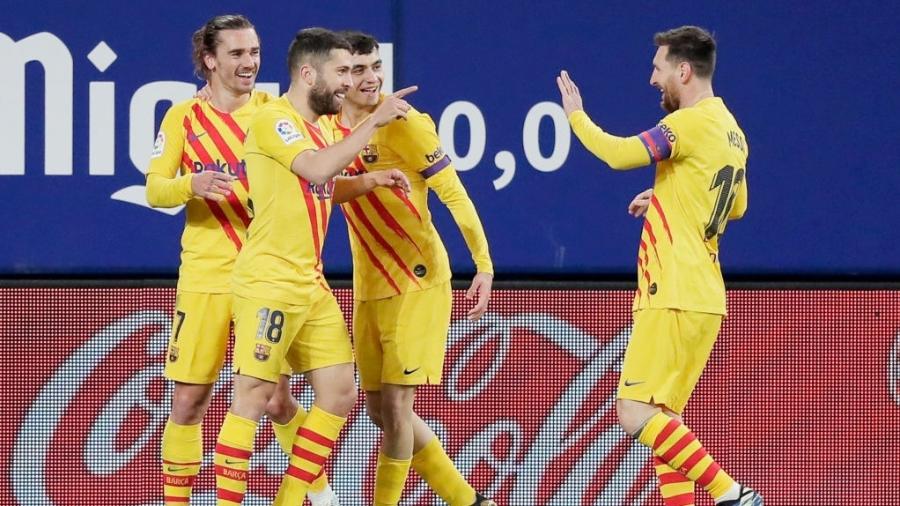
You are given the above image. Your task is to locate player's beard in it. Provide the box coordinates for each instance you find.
[660,83,679,113]
[309,78,343,116]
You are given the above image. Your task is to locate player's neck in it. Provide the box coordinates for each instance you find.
[679,83,715,109]
[340,102,375,129]
[209,85,251,113]
[285,84,320,123]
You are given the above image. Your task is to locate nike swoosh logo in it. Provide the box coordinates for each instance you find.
[224,459,247,465]
[167,466,188,472]
[623,380,645,387]
[403,367,420,375]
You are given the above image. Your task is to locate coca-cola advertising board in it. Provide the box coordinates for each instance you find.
[2,288,898,505]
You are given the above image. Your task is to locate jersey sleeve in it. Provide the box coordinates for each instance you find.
[146,102,193,208]
[248,109,319,170]
[391,110,451,177]
[728,170,748,220]
[568,110,653,170]
[427,166,494,275]
[655,109,688,161]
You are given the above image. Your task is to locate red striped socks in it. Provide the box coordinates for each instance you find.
[637,412,735,500]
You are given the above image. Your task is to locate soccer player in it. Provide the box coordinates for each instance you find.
[147,15,339,505]
[557,26,761,506]
[213,28,414,506]
[333,32,495,506]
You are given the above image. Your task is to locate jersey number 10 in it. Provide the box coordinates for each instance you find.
[705,165,745,240]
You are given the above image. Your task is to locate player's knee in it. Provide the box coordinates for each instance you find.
[170,384,212,424]
[616,398,652,437]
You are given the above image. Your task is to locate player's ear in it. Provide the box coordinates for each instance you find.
[679,62,691,83]
[203,51,217,74]
[300,64,316,86]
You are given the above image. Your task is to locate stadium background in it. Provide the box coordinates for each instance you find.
[2,0,899,504]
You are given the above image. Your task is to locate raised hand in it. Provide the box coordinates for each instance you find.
[556,70,584,116]
[371,86,418,127]
[628,188,654,218]
[191,171,234,201]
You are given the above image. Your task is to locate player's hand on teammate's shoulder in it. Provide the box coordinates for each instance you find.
[191,170,235,201]
[371,86,418,127]
[195,82,212,101]
[556,70,584,117]
[466,272,493,321]
[628,188,653,218]
[366,169,411,193]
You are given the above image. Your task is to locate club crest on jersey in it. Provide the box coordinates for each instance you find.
[276,119,303,144]
[150,132,165,159]
[168,345,179,363]
[254,344,271,362]
[362,144,379,163]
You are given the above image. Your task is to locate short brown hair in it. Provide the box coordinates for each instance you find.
[191,14,255,80]
[654,26,716,78]
[286,28,352,75]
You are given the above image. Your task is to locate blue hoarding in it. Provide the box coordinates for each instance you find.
[2,1,898,276]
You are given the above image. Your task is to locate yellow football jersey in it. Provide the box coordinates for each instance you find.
[232,96,337,305]
[147,90,272,293]
[634,97,748,314]
[335,104,492,301]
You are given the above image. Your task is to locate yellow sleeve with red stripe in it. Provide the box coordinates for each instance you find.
[568,110,653,170]
[246,108,318,170]
[146,101,193,207]
[427,166,494,275]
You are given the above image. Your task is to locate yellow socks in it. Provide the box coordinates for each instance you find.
[411,437,476,506]
[273,406,346,505]
[638,412,735,500]
[373,452,412,505]
[214,412,257,505]
[271,406,330,493]
[653,455,695,505]
[161,420,202,505]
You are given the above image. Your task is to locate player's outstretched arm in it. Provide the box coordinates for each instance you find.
[331,169,411,204]
[557,71,653,170]
[291,86,418,184]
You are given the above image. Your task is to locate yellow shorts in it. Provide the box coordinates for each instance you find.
[617,308,722,414]
[354,281,452,391]
[164,291,232,384]
[232,287,352,383]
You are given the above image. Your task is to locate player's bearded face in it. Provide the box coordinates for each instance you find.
[650,47,680,113]
[660,77,680,113]
[309,73,349,116]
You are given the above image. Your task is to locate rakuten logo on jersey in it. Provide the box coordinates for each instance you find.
[0,32,392,216]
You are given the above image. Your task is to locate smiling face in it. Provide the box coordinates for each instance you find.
[649,45,682,113]
[204,28,260,95]
[346,48,384,109]
[307,48,353,116]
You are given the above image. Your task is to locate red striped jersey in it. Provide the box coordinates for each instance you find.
[232,96,336,305]
[335,104,493,301]
[634,97,748,315]
[147,90,272,293]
